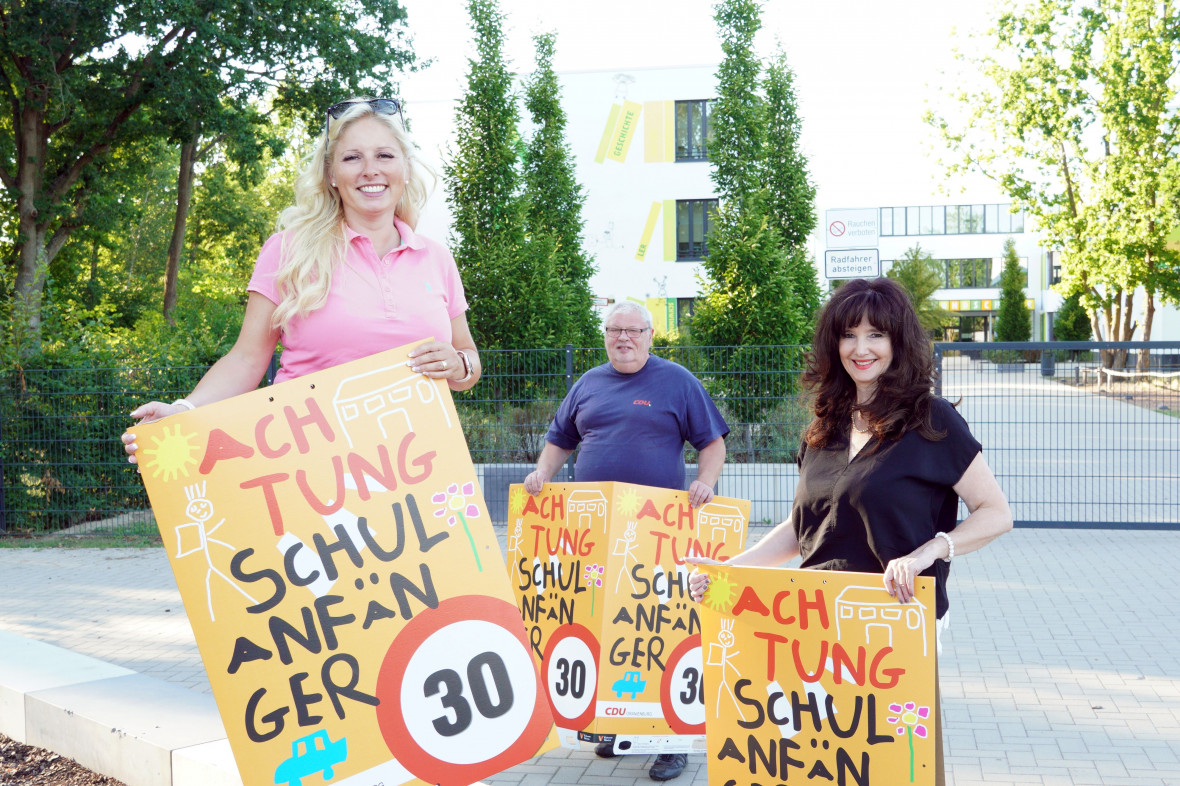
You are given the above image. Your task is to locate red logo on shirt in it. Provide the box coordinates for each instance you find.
[633,399,651,407]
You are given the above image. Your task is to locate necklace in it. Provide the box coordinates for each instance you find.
[851,412,871,434]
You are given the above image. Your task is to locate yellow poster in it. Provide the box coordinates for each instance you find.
[636,201,662,260]
[697,565,937,785]
[131,345,555,786]
[607,101,643,163]
[507,481,749,754]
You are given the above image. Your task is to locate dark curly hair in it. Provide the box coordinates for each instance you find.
[802,277,944,449]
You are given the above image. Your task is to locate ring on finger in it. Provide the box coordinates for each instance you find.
[441,360,447,370]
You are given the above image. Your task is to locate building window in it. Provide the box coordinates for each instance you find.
[676,297,696,327]
[675,100,713,161]
[941,258,993,288]
[1048,251,1061,285]
[878,203,1025,236]
[676,199,717,260]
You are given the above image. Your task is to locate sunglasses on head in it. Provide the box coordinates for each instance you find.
[323,98,404,141]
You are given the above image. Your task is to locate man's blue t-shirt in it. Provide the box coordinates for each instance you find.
[545,355,729,490]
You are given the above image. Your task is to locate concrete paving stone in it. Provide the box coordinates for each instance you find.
[517,774,565,786]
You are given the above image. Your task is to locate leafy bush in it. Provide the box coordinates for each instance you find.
[0,360,205,533]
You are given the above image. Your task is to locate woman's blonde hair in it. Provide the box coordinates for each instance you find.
[271,99,436,330]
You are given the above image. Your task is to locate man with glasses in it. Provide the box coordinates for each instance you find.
[523,300,728,781]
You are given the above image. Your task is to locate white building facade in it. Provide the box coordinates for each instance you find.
[411,64,1179,343]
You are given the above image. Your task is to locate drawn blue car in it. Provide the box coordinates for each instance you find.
[274,729,347,786]
[611,670,647,699]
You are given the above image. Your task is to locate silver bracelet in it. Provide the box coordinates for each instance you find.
[171,398,196,411]
[934,531,955,562]
[454,350,474,383]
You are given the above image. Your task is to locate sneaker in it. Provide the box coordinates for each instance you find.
[595,740,617,758]
[649,753,687,781]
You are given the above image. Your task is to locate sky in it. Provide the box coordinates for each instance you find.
[394,0,1004,221]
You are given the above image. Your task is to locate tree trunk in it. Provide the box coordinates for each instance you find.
[1098,297,1114,369]
[1138,291,1155,371]
[11,104,48,355]
[163,138,198,325]
[1115,290,1135,369]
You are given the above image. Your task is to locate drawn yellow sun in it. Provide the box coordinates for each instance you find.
[703,570,738,613]
[139,425,200,482]
[508,485,526,517]
[616,486,640,517]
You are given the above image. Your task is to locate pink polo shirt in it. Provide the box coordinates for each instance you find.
[248,218,468,383]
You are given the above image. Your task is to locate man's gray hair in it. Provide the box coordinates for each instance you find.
[602,301,653,329]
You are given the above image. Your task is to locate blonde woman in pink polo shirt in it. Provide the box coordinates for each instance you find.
[123,98,479,450]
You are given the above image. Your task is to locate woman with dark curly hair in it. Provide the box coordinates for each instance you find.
[689,277,1012,780]
[692,275,1010,611]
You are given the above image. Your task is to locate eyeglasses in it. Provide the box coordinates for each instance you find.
[604,327,649,338]
[323,98,404,141]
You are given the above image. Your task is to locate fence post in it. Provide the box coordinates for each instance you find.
[562,344,576,481]
[0,408,6,534]
[933,345,943,398]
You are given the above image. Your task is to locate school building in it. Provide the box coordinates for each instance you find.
[411,64,1179,343]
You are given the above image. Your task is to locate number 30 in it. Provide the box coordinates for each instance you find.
[424,652,515,736]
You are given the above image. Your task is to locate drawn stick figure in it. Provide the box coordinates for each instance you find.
[507,519,525,586]
[174,482,258,621]
[707,618,749,720]
[613,521,640,594]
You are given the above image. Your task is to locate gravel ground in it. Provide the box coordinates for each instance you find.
[0,734,125,786]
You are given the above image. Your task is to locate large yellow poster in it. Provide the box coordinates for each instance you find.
[507,481,749,754]
[131,345,555,786]
[697,565,937,785]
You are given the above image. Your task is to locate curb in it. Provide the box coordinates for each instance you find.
[0,630,242,786]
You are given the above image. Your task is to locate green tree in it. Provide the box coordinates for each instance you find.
[0,0,414,354]
[522,32,600,347]
[929,0,1180,368]
[763,45,816,250]
[763,45,821,333]
[447,0,578,351]
[1053,292,1092,341]
[886,244,952,335]
[692,0,817,351]
[447,0,533,350]
[30,119,303,367]
[994,238,1031,341]
[708,0,767,202]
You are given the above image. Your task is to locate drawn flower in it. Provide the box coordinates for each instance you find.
[584,563,604,616]
[584,563,604,588]
[887,701,931,782]
[432,482,483,571]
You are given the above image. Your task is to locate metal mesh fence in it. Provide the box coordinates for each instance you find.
[1,342,1176,535]
[937,342,1179,528]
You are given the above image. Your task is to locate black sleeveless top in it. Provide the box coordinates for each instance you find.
[791,397,982,619]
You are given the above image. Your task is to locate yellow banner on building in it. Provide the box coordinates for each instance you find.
[644,100,666,162]
[131,346,556,786]
[607,101,643,163]
[507,482,750,753]
[636,201,662,260]
[697,565,937,785]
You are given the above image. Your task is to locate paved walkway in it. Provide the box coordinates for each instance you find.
[2,527,1179,785]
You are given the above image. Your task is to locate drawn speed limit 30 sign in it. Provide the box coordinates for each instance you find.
[132,347,558,786]
[376,596,552,785]
[507,482,749,754]
[661,635,706,734]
